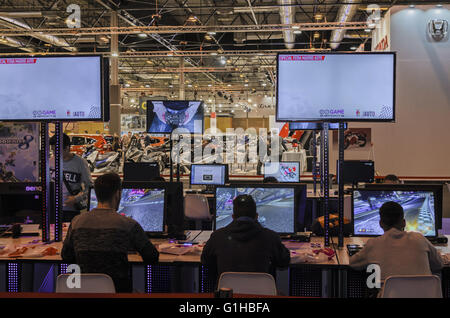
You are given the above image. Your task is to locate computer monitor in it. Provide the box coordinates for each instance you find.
[352,187,438,237]
[264,162,300,183]
[123,162,160,182]
[0,183,41,225]
[364,183,443,230]
[89,186,165,233]
[338,160,374,184]
[190,164,228,185]
[215,184,298,234]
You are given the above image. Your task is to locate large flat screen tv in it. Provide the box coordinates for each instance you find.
[146,100,204,134]
[276,52,396,122]
[0,55,106,121]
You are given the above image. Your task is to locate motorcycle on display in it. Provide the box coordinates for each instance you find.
[344,131,367,150]
[83,145,121,173]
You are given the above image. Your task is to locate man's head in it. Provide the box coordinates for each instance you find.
[379,201,406,232]
[263,176,279,183]
[94,173,122,210]
[384,174,400,184]
[232,194,258,220]
[49,133,71,153]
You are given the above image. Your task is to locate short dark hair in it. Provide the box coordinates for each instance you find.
[263,176,279,183]
[49,133,71,150]
[94,173,122,203]
[384,174,400,183]
[379,201,404,228]
[233,195,257,218]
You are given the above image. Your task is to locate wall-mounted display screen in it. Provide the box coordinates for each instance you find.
[277,53,396,122]
[0,56,104,121]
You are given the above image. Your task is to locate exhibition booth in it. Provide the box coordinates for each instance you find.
[0,2,448,303]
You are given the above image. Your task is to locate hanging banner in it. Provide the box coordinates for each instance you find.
[0,122,39,182]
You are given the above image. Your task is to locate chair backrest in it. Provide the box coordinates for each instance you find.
[218,272,277,296]
[55,273,116,293]
[381,275,442,298]
[184,194,211,220]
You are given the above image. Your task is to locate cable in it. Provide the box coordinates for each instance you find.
[329,233,340,266]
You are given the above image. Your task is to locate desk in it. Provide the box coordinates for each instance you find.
[0,235,448,297]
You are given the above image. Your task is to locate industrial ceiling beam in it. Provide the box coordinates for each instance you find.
[0,21,369,37]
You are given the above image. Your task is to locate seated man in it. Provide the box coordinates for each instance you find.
[201,194,290,284]
[61,173,159,293]
[350,201,444,294]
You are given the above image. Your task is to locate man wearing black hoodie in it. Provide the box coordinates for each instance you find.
[201,194,291,283]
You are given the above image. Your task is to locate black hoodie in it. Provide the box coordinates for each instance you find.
[201,218,291,282]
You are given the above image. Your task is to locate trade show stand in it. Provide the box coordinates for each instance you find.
[0,234,449,297]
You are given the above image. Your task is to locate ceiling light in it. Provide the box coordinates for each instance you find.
[294,30,302,34]
[244,84,249,87]
[187,15,198,22]
[138,33,148,38]
[292,25,300,29]
[314,32,320,39]
[262,83,267,87]
[364,29,372,33]
[436,4,443,7]
[130,99,135,103]
[208,84,212,87]
[314,14,323,20]
[188,84,192,87]
[124,83,130,87]
[145,84,150,88]
[350,46,358,50]
[205,34,212,41]
[111,52,119,57]
[207,31,216,35]
[167,52,173,56]
[227,84,231,87]
[409,4,415,8]
[210,52,218,56]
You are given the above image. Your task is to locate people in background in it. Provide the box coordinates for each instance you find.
[384,174,401,184]
[349,201,444,296]
[50,133,93,222]
[61,173,159,293]
[263,176,279,183]
[201,194,290,285]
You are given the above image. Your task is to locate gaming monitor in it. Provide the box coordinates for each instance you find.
[352,187,437,237]
[147,100,204,134]
[277,52,396,122]
[89,187,165,233]
[215,184,297,234]
[190,164,228,185]
[338,160,374,184]
[289,122,347,130]
[0,183,41,225]
[264,161,300,183]
[0,56,106,121]
[123,162,160,182]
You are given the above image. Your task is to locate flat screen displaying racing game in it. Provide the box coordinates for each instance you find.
[352,188,437,237]
[147,100,204,133]
[215,185,296,234]
[264,162,299,183]
[190,164,228,185]
[0,56,104,121]
[277,53,396,122]
[89,187,165,233]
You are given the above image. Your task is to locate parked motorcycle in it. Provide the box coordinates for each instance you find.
[83,145,121,173]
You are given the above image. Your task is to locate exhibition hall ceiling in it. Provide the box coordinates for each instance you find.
[0,0,443,115]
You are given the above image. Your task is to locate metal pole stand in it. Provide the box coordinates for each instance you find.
[54,122,63,242]
[312,129,318,195]
[322,122,330,247]
[337,122,346,248]
[39,123,50,242]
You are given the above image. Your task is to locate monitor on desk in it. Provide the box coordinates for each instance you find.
[338,160,374,184]
[363,183,443,230]
[0,183,42,226]
[89,186,166,233]
[264,161,300,183]
[123,162,160,182]
[190,164,228,186]
[215,184,301,234]
[352,186,438,237]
